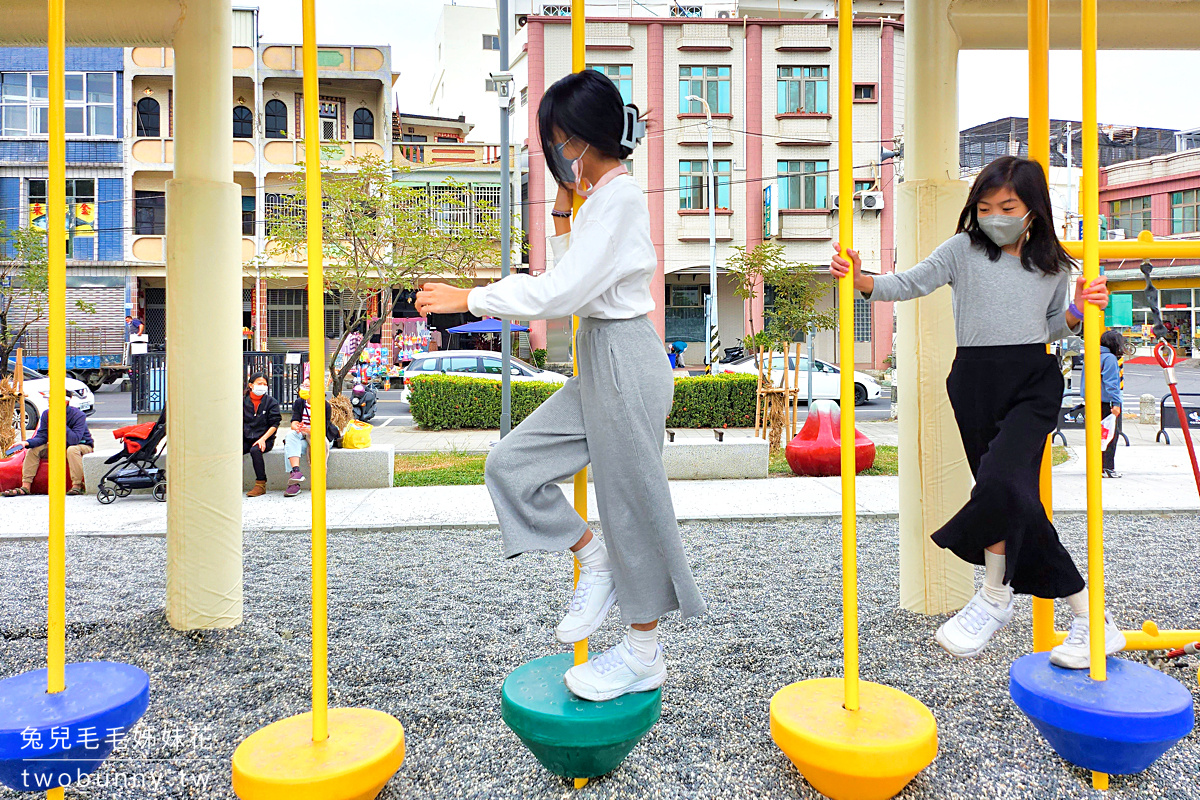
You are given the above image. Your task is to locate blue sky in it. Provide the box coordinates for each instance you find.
[252,1,1200,133]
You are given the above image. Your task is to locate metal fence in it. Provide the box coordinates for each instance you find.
[130,351,309,414]
[1156,392,1200,445]
[1052,390,1130,447]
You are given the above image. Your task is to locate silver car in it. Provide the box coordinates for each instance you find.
[400,350,569,402]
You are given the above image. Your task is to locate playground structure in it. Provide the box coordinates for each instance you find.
[0,0,1198,798]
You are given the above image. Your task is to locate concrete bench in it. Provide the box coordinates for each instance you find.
[82,444,395,493]
[575,437,768,481]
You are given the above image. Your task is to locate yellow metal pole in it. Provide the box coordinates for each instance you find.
[46,0,66,698]
[1062,239,1200,260]
[837,0,858,713]
[46,2,66,796]
[571,1,588,789]
[1081,10,1110,790]
[1027,0,1056,654]
[302,0,329,745]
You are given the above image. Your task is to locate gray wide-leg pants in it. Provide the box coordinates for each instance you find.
[484,315,707,625]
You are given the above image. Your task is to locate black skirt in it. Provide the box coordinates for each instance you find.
[931,344,1086,599]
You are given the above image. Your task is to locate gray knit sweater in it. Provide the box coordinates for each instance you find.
[864,232,1080,346]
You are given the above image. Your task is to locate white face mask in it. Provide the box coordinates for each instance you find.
[977,211,1032,247]
[251,385,268,397]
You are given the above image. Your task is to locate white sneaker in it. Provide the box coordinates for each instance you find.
[935,589,1014,658]
[554,567,616,644]
[564,639,667,702]
[1050,613,1126,669]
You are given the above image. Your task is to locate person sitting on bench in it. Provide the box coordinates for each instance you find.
[4,390,94,497]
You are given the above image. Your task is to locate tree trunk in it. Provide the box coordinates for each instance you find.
[331,314,390,395]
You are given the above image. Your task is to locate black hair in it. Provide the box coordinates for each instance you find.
[957,155,1073,277]
[1100,329,1128,357]
[246,372,267,396]
[538,69,637,187]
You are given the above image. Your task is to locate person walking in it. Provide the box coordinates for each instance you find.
[4,390,93,497]
[243,372,281,497]
[1083,329,1126,478]
[831,155,1121,669]
[416,68,705,701]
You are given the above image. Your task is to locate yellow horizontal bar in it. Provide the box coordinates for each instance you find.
[1063,240,1200,260]
[1050,628,1200,651]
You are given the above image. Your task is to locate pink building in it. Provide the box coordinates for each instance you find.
[511,11,905,370]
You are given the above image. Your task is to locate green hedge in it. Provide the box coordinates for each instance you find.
[411,372,759,430]
[665,373,757,428]
[409,375,563,430]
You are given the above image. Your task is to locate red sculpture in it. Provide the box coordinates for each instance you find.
[785,399,876,476]
[0,450,78,494]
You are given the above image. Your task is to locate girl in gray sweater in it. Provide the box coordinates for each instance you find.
[831,155,1120,669]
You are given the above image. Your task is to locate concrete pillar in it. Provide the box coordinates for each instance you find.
[895,0,974,614]
[165,0,244,630]
[647,23,666,341]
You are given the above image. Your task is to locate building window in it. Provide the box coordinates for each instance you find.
[242,196,255,236]
[353,108,374,140]
[669,285,702,307]
[778,160,830,210]
[679,66,731,115]
[136,97,160,137]
[1172,189,1199,235]
[134,191,166,235]
[854,84,876,102]
[482,34,500,50]
[542,4,570,16]
[589,64,633,105]
[855,180,875,193]
[520,87,528,106]
[233,105,253,138]
[777,67,829,114]
[671,4,703,16]
[29,178,95,258]
[264,192,301,237]
[1,71,116,137]
[437,135,458,143]
[266,288,307,339]
[854,297,872,342]
[264,99,288,139]
[679,159,731,210]
[1111,195,1152,238]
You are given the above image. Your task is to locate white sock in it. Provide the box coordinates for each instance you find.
[1065,588,1089,618]
[573,536,610,573]
[625,626,658,664]
[980,550,1013,606]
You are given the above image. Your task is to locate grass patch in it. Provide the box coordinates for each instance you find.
[768,444,1069,477]
[394,451,486,487]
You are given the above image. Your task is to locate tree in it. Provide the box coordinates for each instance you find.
[725,241,834,352]
[0,222,94,377]
[265,151,504,394]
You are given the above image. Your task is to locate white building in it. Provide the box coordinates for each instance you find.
[429,2,509,143]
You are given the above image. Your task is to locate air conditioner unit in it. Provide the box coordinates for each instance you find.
[861,191,884,210]
[1108,228,1127,240]
[716,10,733,18]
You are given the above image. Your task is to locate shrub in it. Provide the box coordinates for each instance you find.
[531,348,548,368]
[410,372,759,430]
[409,375,563,430]
[666,373,757,428]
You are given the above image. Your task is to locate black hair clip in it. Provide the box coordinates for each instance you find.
[621,105,646,151]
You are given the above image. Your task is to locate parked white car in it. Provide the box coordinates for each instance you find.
[8,363,96,431]
[400,350,569,402]
[721,352,882,406]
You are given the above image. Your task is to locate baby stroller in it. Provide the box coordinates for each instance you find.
[97,408,167,504]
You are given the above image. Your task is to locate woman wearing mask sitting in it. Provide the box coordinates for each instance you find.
[244,373,282,497]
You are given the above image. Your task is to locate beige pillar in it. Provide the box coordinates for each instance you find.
[895,0,974,614]
[165,0,244,629]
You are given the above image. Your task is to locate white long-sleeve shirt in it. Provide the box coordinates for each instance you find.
[466,174,657,321]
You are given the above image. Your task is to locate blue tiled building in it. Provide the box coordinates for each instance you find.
[1,46,131,355]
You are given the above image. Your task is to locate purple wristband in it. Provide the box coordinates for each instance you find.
[1068,303,1084,319]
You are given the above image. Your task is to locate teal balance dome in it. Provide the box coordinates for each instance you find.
[501,653,660,780]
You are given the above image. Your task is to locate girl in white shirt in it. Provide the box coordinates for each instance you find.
[416,69,706,701]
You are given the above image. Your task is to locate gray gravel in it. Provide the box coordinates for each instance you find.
[1,514,1198,799]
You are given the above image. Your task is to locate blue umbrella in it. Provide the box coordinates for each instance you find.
[447,319,529,334]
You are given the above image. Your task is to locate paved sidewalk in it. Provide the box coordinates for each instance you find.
[2,420,1197,539]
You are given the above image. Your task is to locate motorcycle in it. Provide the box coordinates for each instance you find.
[350,383,378,422]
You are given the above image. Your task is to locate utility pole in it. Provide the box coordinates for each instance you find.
[494,3,514,437]
[686,94,719,373]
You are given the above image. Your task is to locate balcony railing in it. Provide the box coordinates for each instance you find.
[393,142,511,169]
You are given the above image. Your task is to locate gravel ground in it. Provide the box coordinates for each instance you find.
[1,514,1198,800]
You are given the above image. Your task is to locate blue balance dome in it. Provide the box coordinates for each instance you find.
[0,662,150,792]
[1010,653,1193,775]
[501,653,660,780]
